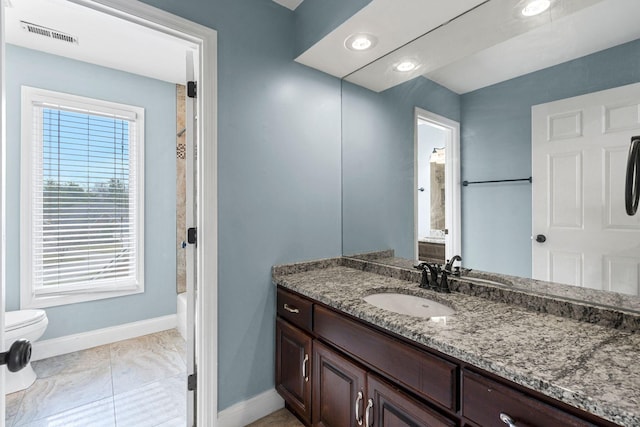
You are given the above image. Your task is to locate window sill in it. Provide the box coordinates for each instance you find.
[21,286,144,309]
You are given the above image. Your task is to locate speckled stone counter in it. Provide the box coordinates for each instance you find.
[273,257,640,427]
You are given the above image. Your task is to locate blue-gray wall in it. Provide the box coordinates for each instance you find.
[294,0,372,56]
[140,0,342,411]
[5,45,177,339]
[342,77,460,258]
[460,38,640,277]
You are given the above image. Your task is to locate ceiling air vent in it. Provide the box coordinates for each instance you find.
[20,21,78,45]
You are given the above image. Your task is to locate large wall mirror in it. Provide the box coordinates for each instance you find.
[341,0,640,305]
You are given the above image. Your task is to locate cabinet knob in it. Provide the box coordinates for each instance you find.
[500,413,518,427]
[535,234,546,243]
[365,398,373,427]
[355,391,363,425]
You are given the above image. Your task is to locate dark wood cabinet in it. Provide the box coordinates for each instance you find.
[368,374,455,427]
[312,341,366,427]
[275,287,615,427]
[313,340,452,427]
[462,370,599,427]
[277,288,314,333]
[276,317,312,424]
[314,305,458,412]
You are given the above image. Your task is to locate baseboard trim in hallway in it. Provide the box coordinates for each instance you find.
[217,389,284,427]
[32,314,178,361]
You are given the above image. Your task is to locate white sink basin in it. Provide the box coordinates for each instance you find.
[363,293,455,318]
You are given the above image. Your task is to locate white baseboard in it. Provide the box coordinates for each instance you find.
[32,314,177,361]
[217,388,284,427]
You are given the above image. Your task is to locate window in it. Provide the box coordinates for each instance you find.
[21,86,145,308]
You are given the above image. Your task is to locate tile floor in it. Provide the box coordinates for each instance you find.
[5,329,187,427]
[247,408,303,427]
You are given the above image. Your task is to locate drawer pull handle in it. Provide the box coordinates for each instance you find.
[355,391,363,425]
[365,398,373,427]
[500,413,517,427]
[302,354,309,382]
[284,303,299,314]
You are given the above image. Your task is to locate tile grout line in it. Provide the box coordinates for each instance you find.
[109,341,118,427]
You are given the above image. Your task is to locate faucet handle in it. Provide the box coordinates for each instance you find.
[444,255,462,273]
[413,261,429,270]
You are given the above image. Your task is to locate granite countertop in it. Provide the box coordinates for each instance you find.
[273,258,640,427]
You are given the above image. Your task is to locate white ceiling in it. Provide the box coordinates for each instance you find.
[4,0,197,84]
[299,0,640,94]
[295,0,488,79]
[425,0,640,93]
[272,0,304,11]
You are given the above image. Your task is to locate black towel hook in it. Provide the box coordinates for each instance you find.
[626,136,640,216]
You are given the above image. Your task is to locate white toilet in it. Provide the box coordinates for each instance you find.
[4,309,48,394]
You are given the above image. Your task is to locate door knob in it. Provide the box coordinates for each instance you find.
[535,234,546,243]
[1,339,32,372]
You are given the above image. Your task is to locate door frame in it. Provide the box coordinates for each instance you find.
[413,108,461,262]
[0,0,7,420]
[0,0,219,425]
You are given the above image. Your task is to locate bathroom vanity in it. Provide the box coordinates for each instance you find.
[273,256,640,427]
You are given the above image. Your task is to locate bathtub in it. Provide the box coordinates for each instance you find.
[177,292,187,340]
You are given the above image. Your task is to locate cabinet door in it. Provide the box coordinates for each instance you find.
[313,341,367,427]
[276,318,312,424]
[367,374,456,427]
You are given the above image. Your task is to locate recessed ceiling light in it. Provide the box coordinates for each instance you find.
[522,0,551,16]
[345,34,377,51]
[394,61,418,72]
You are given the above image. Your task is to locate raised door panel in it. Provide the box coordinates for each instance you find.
[312,341,367,427]
[368,374,456,427]
[276,318,312,424]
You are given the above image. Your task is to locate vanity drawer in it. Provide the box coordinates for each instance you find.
[277,288,313,333]
[314,305,458,411]
[462,370,597,427]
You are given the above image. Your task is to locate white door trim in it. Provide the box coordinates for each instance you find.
[414,108,462,262]
[0,0,7,418]
[4,1,219,425]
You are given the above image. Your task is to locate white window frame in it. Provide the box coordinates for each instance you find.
[20,86,145,309]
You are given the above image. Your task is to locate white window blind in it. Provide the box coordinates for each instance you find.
[21,87,144,306]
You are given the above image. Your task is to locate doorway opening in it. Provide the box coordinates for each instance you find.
[1,0,217,425]
[414,108,461,264]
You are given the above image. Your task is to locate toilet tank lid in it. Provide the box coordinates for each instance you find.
[5,310,47,332]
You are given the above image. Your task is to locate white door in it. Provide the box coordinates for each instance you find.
[185,51,198,426]
[532,83,640,294]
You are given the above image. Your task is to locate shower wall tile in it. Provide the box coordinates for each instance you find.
[176,84,187,294]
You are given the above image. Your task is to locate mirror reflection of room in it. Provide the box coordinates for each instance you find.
[340,0,640,298]
[417,119,446,264]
